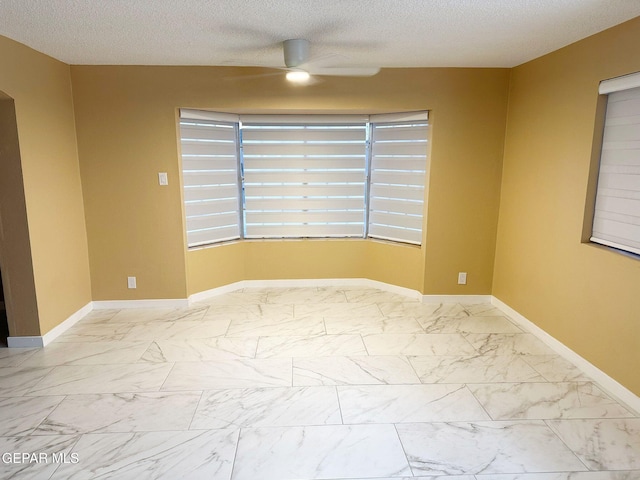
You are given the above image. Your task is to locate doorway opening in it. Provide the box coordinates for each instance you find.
[0,268,7,346]
[1,90,40,347]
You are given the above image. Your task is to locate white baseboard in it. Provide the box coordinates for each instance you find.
[93,299,189,309]
[492,296,640,415]
[187,281,247,304]
[422,294,492,304]
[188,278,423,304]
[7,336,44,348]
[7,301,93,348]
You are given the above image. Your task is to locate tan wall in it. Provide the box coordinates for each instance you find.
[0,36,92,335]
[71,66,510,298]
[493,17,640,395]
[186,239,421,296]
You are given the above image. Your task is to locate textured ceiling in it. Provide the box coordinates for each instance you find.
[0,0,639,68]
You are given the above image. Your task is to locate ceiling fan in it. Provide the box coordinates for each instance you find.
[275,38,380,84]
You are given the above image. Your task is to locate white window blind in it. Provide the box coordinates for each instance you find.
[178,110,429,248]
[591,73,640,256]
[179,110,241,247]
[368,112,429,245]
[241,116,368,238]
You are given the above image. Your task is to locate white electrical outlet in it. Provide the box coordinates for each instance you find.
[158,172,168,185]
[457,272,467,285]
[127,276,137,289]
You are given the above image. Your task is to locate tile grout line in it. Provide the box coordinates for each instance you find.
[542,418,593,473]
[333,386,345,425]
[391,422,414,477]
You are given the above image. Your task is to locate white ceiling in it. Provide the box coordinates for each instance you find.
[1,0,639,68]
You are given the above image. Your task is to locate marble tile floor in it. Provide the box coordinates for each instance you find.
[0,286,639,479]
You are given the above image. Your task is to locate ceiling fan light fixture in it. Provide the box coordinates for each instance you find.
[286,70,311,83]
[283,39,310,68]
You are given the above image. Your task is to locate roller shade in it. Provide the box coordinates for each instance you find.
[591,76,640,256]
[179,111,241,247]
[178,110,429,247]
[368,114,429,244]
[241,119,367,238]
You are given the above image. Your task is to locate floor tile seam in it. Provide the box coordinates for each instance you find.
[30,389,206,398]
[23,393,69,437]
[394,419,569,427]
[541,418,593,472]
[392,422,415,477]
[23,427,243,437]
[467,380,598,388]
[403,354,423,383]
[463,379,640,413]
[289,354,294,387]
[522,355,593,382]
[32,419,205,437]
[155,361,177,393]
[186,390,206,431]
[22,365,66,396]
[394,419,601,475]
[330,385,345,426]
[44,431,85,479]
[134,339,156,363]
[26,339,156,350]
[336,384,494,425]
[25,385,181,396]
[54,338,130,344]
[153,357,285,364]
[201,419,605,433]
[227,426,243,480]
[292,381,432,387]
[190,386,338,396]
[334,381,470,390]
[162,384,304,392]
[0,364,55,378]
[252,336,261,359]
[458,333,487,356]
[373,302,386,319]
[66,320,141,330]
[501,314,526,333]
[190,418,352,431]
[462,384,494,422]
[515,358,640,414]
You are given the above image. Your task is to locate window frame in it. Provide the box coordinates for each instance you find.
[588,72,640,258]
[178,109,430,248]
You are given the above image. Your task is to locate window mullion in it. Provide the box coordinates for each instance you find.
[363,121,373,239]
[235,121,245,239]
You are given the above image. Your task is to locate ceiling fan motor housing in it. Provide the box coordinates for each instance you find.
[283,39,310,68]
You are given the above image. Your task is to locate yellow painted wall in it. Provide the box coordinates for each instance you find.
[186,239,421,296]
[70,66,510,298]
[0,35,92,335]
[493,17,640,395]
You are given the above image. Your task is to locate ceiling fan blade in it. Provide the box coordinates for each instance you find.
[308,66,381,77]
[222,68,286,82]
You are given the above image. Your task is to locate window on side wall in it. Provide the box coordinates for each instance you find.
[178,109,429,248]
[590,72,640,256]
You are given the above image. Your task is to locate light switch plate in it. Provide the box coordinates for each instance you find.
[158,172,168,185]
